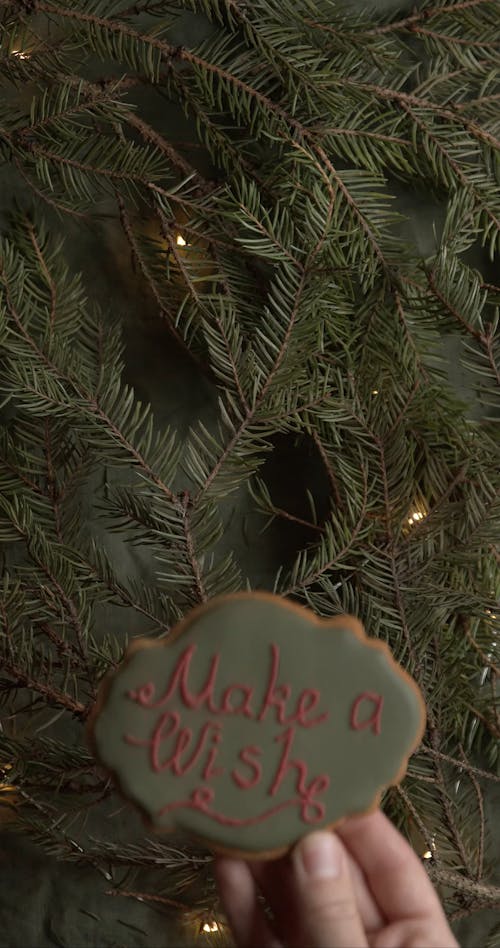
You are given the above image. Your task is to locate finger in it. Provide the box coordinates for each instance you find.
[252,847,383,938]
[337,810,451,924]
[372,918,458,948]
[214,858,281,948]
[250,856,297,944]
[291,831,368,948]
[345,850,385,933]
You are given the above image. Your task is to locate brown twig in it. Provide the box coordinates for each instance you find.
[462,619,499,677]
[359,1,495,36]
[25,219,57,332]
[395,784,438,863]
[413,26,500,49]
[43,419,63,543]
[421,745,500,784]
[0,659,87,718]
[271,506,325,534]
[426,270,484,344]
[464,703,500,740]
[13,159,87,220]
[428,866,500,905]
[105,889,190,912]
[310,428,344,511]
[180,491,208,603]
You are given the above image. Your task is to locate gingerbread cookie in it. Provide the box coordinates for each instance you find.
[88,592,425,858]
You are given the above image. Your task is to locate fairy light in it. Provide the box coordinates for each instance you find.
[201,920,219,934]
[407,511,425,526]
[0,762,13,786]
[176,234,187,247]
[11,49,30,60]
[372,389,379,396]
[422,835,436,861]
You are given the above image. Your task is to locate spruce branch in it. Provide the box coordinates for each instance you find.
[13,158,88,220]
[362,0,496,35]
[116,193,212,377]
[10,1,397,279]
[105,889,191,913]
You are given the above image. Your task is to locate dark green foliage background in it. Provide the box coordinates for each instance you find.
[0,0,499,945]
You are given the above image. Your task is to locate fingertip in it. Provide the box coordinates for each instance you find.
[294,830,344,880]
[291,831,368,947]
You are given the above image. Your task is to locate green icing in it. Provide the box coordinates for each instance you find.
[92,596,424,854]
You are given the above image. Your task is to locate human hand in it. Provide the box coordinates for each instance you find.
[215,809,458,947]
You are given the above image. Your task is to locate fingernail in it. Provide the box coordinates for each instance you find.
[295,832,343,880]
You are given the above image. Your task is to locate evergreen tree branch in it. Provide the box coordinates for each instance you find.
[281,464,368,597]
[376,435,420,674]
[426,269,484,344]
[429,726,474,875]
[179,491,208,603]
[409,27,499,50]
[1,268,178,504]
[6,514,94,692]
[116,193,212,379]
[0,591,87,718]
[310,428,344,511]
[458,744,486,881]
[271,506,325,534]
[13,1,394,276]
[362,0,497,35]
[395,784,437,863]
[25,220,57,332]
[399,102,500,240]
[13,158,88,220]
[105,888,190,912]
[428,866,500,906]
[36,620,83,668]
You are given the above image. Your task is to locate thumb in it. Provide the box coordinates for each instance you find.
[292,831,368,948]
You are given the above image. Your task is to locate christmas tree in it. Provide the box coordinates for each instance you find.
[0,0,499,945]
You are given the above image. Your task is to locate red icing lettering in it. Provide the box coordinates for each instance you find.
[158,785,325,826]
[258,644,291,724]
[160,721,217,776]
[127,644,220,713]
[125,710,179,771]
[289,689,328,729]
[350,691,384,735]
[269,726,329,822]
[202,728,225,781]
[232,745,263,790]
[220,684,255,718]
[127,644,328,729]
[269,725,307,796]
[127,714,220,776]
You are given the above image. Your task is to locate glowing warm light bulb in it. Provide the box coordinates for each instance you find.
[0,762,15,793]
[12,49,29,59]
[201,920,219,934]
[176,234,187,247]
[421,834,436,861]
[372,389,379,396]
